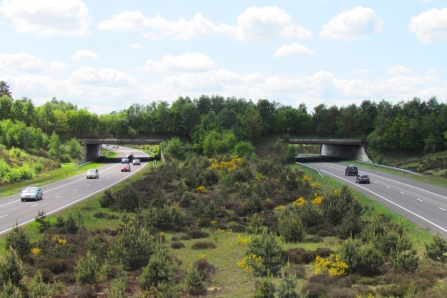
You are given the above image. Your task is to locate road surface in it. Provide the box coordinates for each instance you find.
[0,145,148,236]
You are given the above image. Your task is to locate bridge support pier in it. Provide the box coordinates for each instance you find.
[84,144,102,162]
[321,145,371,162]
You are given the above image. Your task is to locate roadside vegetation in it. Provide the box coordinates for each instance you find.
[1,138,447,297]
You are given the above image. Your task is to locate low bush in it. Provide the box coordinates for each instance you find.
[188,230,210,239]
[197,217,211,228]
[281,248,306,264]
[191,242,216,250]
[171,236,180,241]
[303,247,335,264]
[328,288,357,298]
[107,214,119,220]
[100,189,115,208]
[229,224,246,233]
[180,235,192,241]
[93,212,108,219]
[194,258,216,281]
[301,282,329,298]
[170,242,185,249]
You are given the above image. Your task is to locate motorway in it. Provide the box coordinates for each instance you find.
[0,145,149,236]
[297,157,447,238]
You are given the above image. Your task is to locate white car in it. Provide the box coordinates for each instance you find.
[86,169,99,179]
[21,187,43,202]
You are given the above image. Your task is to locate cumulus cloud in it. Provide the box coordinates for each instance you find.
[71,50,98,61]
[387,66,413,75]
[0,52,46,71]
[274,43,315,57]
[320,7,383,41]
[0,0,92,36]
[70,66,138,86]
[98,6,311,42]
[49,61,67,72]
[144,53,217,72]
[409,8,447,43]
[130,43,142,49]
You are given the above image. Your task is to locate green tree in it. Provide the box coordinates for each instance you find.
[0,247,24,287]
[278,214,306,243]
[252,274,275,298]
[234,141,256,158]
[202,129,237,157]
[185,267,207,296]
[47,131,62,160]
[425,233,447,262]
[75,252,100,285]
[0,81,12,98]
[5,223,31,259]
[247,232,283,276]
[275,267,300,298]
[27,270,55,298]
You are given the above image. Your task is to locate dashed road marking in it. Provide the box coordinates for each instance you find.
[73,189,77,192]
[386,186,390,188]
[55,196,60,198]
[439,207,446,211]
[417,199,423,202]
[400,192,405,194]
[31,204,38,207]
[0,214,8,219]
[87,184,90,186]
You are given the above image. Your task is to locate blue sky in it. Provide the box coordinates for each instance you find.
[1,0,446,114]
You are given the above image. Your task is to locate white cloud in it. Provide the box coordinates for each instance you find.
[71,50,98,61]
[0,52,46,71]
[49,61,67,72]
[427,68,438,75]
[320,7,383,41]
[409,8,447,43]
[353,69,372,74]
[130,43,142,49]
[144,53,216,72]
[0,0,91,37]
[274,43,315,57]
[387,66,413,75]
[70,66,138,86]
[98,6,311,42]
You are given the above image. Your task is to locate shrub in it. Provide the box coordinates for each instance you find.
[279,215,306,243]
[180,234,192,241]
[171,242,185,249]
[93,212,108,219]
[64,213,79,234]
[138,248,180,290]
[74,252,100,285]
[246,232,283,276]
[191,242,216,250]
[107,214,119,220]
[27,270,55,298]
[230,224,246,233]
[188,230,210,239]
[281,248,306,264]
[197,217,211,228]
[253,275,275,298]
[107,223,154,271]
[99,189,115,208]
[0,280,22,297]
[303,247,335,264]
[185,267,207,296]
[0,247,24,286]
[5,224,32,259]
[275,267,300,298]
[171,236,180,241]
[117,187,139,212]
[301,282,328,298]
[425,233,447,262]
[194,258,216,281]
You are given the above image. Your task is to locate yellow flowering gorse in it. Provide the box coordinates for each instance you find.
[312,254,348,276]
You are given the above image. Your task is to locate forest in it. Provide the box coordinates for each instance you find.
[1,80,447,157]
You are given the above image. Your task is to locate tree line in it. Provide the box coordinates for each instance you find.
[1,80,447,156]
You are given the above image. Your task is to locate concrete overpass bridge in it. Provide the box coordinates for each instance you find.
[288,137,370,162]
[79,138,165,162]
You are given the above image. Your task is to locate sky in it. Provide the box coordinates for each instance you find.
[0,0,447,115]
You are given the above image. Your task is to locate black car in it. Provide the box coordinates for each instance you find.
[345,164,358,176]
[356,174,370,184]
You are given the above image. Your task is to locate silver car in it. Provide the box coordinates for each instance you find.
[86,169,99,179]
[21,187,43,202]
[133,158,140,165]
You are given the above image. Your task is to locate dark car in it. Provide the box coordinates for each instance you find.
[356,174,370,184]
[127,153,134,161]
[121,163,131,172]
[345,164,358,176]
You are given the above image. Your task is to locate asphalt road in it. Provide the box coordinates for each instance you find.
[0,145,149,236]
[298,158,447,238]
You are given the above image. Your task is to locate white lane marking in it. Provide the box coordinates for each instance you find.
[400,192,405,194]
[0,150,150,236]
[55,196,60,198]
[439,207,446,211]
[325,162,447,200]
[31,204,38,207]
[418,199,423,202]
[386,186,390,188]
[320,169,447,233]
[73,189,77,192]
[374,182,377,184]
[0,201,19,208]
[87,184,90,186]
[0,214,8,219]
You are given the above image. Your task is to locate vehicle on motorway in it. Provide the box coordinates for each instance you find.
[356,174,370,184]
[20,187,43,202]
[128,153,134,161]
[122,158,129,163]
[121,163,131,172]
[133,158,140,165]
[86,169,99,179]
[345,164,358,176]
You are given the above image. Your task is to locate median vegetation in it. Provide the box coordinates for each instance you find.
[1,138,447,297]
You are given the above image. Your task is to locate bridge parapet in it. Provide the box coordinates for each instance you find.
[289,139,362,146]
[79,139,165,145]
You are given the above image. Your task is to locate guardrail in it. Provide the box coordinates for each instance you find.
[355,161,423,176]
[295,162,324,178]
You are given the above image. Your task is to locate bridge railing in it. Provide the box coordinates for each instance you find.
[286,134,366,140]
[59,132,186,141]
